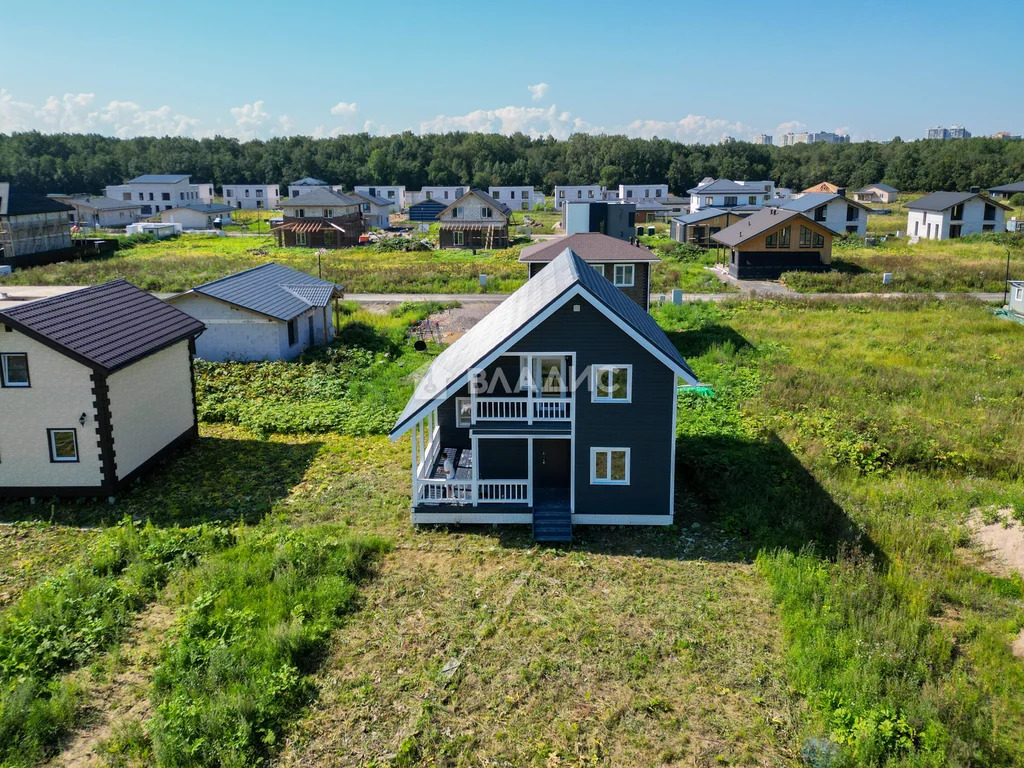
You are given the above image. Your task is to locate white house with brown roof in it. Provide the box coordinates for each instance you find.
[0,280,205,498]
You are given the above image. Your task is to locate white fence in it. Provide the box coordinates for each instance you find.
[474,397,571,423]
[416,478,530,505]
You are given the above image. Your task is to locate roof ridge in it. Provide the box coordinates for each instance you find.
[192,261,279,292]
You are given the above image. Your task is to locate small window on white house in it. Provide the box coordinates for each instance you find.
[1,353,29,387]
[591,448,629,485]
[592,365,631,402]
[1015,287,1023,301]
[48,428,79,463]
[456,397,472,427]
[288,318,298,346]
[613,264,634,286]
[256,189,263,197]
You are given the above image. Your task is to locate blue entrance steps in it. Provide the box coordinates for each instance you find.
[533,489,572,543]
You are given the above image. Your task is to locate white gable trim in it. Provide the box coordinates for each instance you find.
[389,284,696,440]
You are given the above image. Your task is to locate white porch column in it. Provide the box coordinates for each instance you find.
[471,435,480,506]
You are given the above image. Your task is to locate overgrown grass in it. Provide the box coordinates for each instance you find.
[656,298,1024,765]
[782,233,1024,293]
[148,525,390,766]
[643,236,738,294]
[196,302,440,437]
[0,520,234,766]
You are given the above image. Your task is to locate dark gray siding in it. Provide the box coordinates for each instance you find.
[436,382,471,449]
[527,260,650,310]
[509,298,675,517]
[477,438,528,479]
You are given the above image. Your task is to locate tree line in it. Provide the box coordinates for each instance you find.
[2,130,1023,197]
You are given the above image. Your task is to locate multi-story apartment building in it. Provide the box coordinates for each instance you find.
[617,184,669,204]
[222,184,280,210]
[780,131,850,146]
[103,174,212,216]
[927,125,972,140]
[752,134,773,145]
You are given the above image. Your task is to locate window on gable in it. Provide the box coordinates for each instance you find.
[613,264,634,286]
[591,447,629,485]
[592,365,631,402]
[799,226,812,247]
[778,226,791,248]
[1,353,29,387]
[766,232,778,248]
[48,428,79,462]
[812,232,825,248]
[481,206,492,218]
[456,397,472,427]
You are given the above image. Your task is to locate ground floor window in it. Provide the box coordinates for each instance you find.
[949,224,962,238]
[323,231,334,246]
[591,447,629,485]
[296,232,307,246]
[288,318,298,346]
[47,428,79,462]
[453,230,464,246]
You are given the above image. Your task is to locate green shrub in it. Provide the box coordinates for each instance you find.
[149,526,390,766]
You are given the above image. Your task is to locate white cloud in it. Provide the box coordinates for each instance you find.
[276,114,294,134]
[527,82,549,101]
[624,114,754,144]
[774,120,806,137]
[419,104,582,139]
[229,100,271,140]
[330,101,358,115]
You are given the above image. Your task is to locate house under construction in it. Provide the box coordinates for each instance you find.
[0,183,74,264]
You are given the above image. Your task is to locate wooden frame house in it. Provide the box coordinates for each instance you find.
[437,189,511,250]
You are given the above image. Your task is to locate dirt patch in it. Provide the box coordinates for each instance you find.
[969,509,1024,578]
[48,600,176,767]
[425,301,501,343]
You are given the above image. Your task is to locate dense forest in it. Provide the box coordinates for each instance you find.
[2,130,1024,196]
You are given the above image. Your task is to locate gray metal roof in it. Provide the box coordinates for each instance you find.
[290,177,329,186]
[58,195,142,211]
[390,248,696,439]
[674,207,730,224]
[853,183,898,193]
[711,208,809,247]
[0,279,204,372]
[988,180,1024,194]
[686,179,768,195]
[183,262,341,321]
[350,190,392,207]
[127,174,190,184]
[765,192,871,214]
[279,188,361,208]
[905,191,1001,212]
[168,203,235,214]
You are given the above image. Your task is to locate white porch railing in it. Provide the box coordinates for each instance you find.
[416,478,530,505]
[474,396,571,423]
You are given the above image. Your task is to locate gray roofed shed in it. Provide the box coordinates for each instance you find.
[183,262,342,321]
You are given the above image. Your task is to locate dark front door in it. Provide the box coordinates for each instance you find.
[534,439,570,489]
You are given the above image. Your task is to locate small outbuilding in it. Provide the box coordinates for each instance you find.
[0,280,205,498]
[167,262,342,362]
[55,195,144,229]
[158,203,234,230]
[1009,280,1024,318]
[851,184,898,204]
[408,198,446,222]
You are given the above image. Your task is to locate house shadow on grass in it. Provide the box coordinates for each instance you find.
[0,435,323,528]
[670,324,754,360]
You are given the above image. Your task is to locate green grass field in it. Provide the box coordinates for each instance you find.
[1,298,1022,766]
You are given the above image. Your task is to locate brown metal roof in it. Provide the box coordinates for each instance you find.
[0,279,205,373]
[710,208,811,247]
[519,233,660,263]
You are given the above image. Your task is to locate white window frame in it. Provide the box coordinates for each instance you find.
[453,230,464,246]
[1,352,30,387]
[591,263,605,277]
[530,356,566,397]
[456,397,472,427]
[296,232,308,246]
[591,364,632,403]
[590,447,630,485]
[48,428,79,463]
[613,264,635,287]
[1015,286,1023,301]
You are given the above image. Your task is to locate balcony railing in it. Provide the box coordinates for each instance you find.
[474,396,571,423]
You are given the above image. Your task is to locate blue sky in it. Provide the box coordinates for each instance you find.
[3,0,1022,143]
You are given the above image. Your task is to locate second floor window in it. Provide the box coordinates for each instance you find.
[481,207,492,218]
[951,203,964,220]
[814,206,827,222]
[799,226,812,247]
[256,189,263,197]
[592,365,632,402]
[984,203,996,221]
[613,264,634,287]
[724,196,737,206]
[1,353,29,387]
[778,226,791,248]
[846,205,859,222]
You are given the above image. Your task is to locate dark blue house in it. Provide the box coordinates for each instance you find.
[408,198,446,222]
[389,248,699,541]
